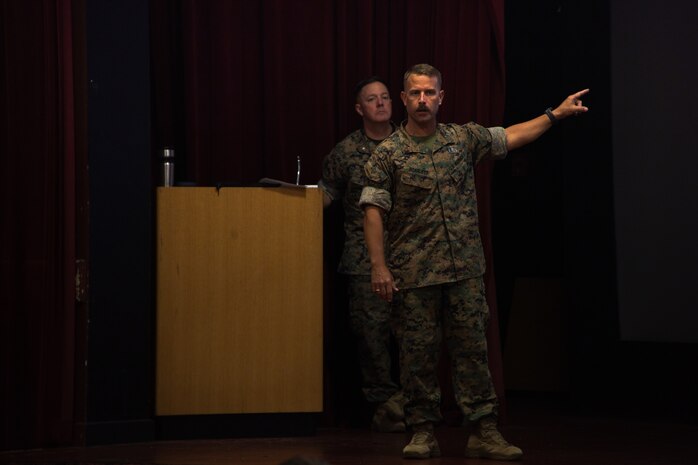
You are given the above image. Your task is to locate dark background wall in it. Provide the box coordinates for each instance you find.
[84,0,154,443]
[610,1,698,344]
[495,0,616,403]
[497,0,697,421]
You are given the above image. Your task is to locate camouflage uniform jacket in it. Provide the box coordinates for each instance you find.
[359,122,507,289]
[319,125,395,275]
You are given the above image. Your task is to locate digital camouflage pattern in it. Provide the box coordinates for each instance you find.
[320,126,401,407]
[320,126,394,275]
[359,122,507,289]
[359,121,506,428]
[347,275,400,403]
[394,278,498,426]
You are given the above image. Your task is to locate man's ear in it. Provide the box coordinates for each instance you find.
[355,103,363,117]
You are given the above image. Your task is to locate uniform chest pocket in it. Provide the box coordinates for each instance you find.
[401,170,434,189]
[348,165,366,186]
[449,150,469,185]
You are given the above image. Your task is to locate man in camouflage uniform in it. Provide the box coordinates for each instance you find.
[319,76,405,432]
[360,63,589,459]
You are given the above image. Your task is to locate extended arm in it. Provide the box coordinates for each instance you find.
[363,205,398,302]
[505,88,589,151]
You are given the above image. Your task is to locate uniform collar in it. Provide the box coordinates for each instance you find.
[397,121,457,153]
[358,121,397,153]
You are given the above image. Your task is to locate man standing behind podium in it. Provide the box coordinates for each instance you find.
[319,77,405,432]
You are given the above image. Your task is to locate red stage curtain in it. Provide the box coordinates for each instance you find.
[0,0,82,450]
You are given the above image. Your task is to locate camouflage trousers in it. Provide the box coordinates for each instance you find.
[394,277,498,428]
[347,275,400,403]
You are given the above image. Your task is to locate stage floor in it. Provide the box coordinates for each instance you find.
[2,394,695,465]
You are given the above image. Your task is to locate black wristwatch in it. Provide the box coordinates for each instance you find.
[545,107,558,125]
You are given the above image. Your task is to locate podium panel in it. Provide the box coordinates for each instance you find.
[156,187,323,416]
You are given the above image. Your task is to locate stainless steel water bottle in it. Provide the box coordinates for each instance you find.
[162,147,175,187]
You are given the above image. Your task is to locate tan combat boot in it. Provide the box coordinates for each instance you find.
[371,406,405,432]
[465,416,523,461]
[371,392,406,433]
[382,391,406,420]
[402,428,441,459]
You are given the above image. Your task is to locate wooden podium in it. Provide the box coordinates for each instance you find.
[155,186,323,417]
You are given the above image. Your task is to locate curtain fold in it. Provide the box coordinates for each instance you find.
[151,1,506,183]
[0,0,79,449]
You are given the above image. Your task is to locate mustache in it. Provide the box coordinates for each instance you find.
[417,104,429,111]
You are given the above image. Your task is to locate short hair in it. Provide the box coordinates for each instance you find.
[403,63,442,89]
[354,76,389,101]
